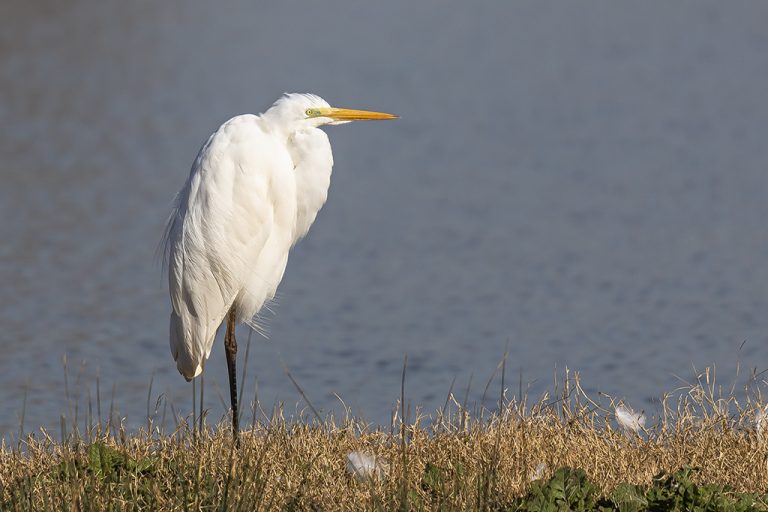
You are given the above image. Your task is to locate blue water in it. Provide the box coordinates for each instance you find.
[1,1,767,438]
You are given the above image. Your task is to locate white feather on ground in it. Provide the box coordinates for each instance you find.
[615,404,646,434]
[756,406,767,436]
[345,451,386,481]
[530,462,548,481]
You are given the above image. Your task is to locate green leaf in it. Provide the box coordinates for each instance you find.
[608,483,648,512]
[519,468,600,511]
[421,462,443,494]
[87,442,123,479]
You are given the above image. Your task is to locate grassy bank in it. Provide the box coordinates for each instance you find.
[2,371,767,510]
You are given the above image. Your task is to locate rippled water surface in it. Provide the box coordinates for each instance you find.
[2,1,768,437]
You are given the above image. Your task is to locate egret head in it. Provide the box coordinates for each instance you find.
[265,93,397,132]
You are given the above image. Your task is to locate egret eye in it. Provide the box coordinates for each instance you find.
[305,108,315,117]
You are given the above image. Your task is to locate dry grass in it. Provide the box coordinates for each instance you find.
[1,368,767,510]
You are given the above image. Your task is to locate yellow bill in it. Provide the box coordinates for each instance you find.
[319,107,398,121]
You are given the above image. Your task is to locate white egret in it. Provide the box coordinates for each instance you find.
[162,93,397,440]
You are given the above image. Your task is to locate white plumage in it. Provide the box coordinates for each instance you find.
[163,93,396,387]
[615,404,646,435]
[345,451,387,481]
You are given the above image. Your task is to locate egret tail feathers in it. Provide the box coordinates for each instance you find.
[169,311,205,381]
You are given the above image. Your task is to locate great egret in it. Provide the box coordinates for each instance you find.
[163,93,397,440]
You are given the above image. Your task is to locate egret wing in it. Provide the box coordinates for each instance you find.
[164,116,287,379]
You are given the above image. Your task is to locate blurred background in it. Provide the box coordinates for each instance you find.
[1,1,767,438]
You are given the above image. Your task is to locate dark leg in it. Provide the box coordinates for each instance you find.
[224,305,240,446]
